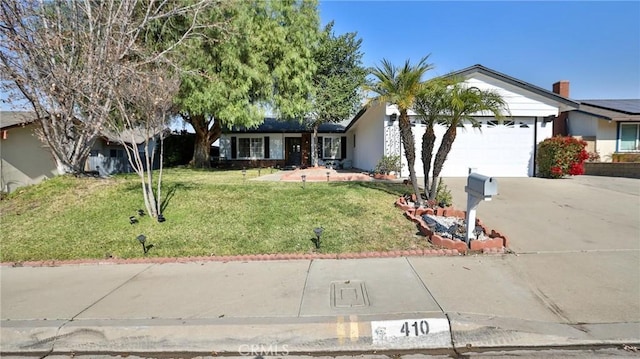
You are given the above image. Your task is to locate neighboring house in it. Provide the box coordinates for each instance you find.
[0,111,58,193]
[87,127,166,176]
[219,118,349,168]
[554,89,640,161]
[346,64,578,177]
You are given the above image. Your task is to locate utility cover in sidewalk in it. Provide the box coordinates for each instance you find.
[331,280,370,308]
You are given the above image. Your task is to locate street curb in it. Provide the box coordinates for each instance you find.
[0,314,454,357]
[448,313,640,352]
[2,315,638,357]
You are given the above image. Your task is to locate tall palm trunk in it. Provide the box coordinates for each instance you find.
[429,124,457,201]
[421,121,436,199]
[398,110,422,205]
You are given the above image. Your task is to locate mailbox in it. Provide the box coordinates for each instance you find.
[464,171,498,245]
[465,173,497,198]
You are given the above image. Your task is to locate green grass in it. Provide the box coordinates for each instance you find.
[0,168,429,262]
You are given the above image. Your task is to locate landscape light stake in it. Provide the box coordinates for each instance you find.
[137,234,148,254]
[313,227,324,249]
[326,171,330,182]
[301,174,307,189]
[242,167,246,183]
[258,167,261,176]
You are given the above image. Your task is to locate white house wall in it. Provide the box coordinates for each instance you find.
[347,104,385,172]
[567,112,618,162]
[596,120,617,161]
[465,75,561,117]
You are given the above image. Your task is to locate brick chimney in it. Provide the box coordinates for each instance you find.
[552,80,570,98]
[552,80,570,136]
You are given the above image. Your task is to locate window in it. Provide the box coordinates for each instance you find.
[323,137,341,159]
[619,123,640,152]
[238,137,263,158]
[487,120,514,128]
[109,149,124,158]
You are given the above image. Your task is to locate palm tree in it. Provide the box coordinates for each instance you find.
[368,56,433,205]
[414,77,459,199]
[428,84,509,200]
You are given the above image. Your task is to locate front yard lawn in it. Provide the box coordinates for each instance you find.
[0,168,428,262]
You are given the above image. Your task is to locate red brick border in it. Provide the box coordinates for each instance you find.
[280,169,372,182]
[398,197,509,253]
[0,248,462,268]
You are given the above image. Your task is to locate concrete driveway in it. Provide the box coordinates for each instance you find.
[438,175,640,253]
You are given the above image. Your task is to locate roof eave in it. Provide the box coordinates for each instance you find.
[448,64,580,109]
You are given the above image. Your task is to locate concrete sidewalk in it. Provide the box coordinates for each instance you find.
[2,255,639,357]
[2,175,639,357]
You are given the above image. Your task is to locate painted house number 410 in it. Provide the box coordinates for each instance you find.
[400,320,429,337]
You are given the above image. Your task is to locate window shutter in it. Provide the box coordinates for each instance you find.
[264,136,270,159]
[231,137,237,159]
[317,136,323,159]
[341,136,347,160]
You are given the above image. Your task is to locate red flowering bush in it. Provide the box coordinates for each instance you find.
[537,136,588,178]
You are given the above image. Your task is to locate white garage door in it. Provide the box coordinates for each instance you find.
[406,118,538,177]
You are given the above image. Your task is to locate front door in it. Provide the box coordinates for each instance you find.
[285,137,302,166]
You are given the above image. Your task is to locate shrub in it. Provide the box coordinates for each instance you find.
[163,131,195,167]
[586,151,600,162]
[375,155,401,174]
[611,153,640,163]
[537,136,588,178]
[436,178,453,207]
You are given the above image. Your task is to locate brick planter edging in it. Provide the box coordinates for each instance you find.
[396,197,508,253]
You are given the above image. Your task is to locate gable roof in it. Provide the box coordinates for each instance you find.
[449,64,580,108]
[0,111,38,129]
[100,126,169,145]
[345,64,580,131]
[228,117,349,134]
[573,99,640,122]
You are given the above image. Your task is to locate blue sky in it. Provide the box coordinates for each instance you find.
[319,1,640,99]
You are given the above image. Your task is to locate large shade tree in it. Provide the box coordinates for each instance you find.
[368,56,433,205]
[307,22,366,167]
[175,0,320,168]
[427,83,509,200]
[0,0,214,174]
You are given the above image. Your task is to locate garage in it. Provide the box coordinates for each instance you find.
[406,117,551,177]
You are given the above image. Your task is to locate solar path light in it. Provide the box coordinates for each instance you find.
[137,234,148,254]
[313,227,324,249]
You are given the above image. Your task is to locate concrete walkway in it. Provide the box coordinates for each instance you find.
[1,176,639,357]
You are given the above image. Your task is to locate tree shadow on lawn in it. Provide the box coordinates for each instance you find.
[121,181,194,213]
[328,181,408,197]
